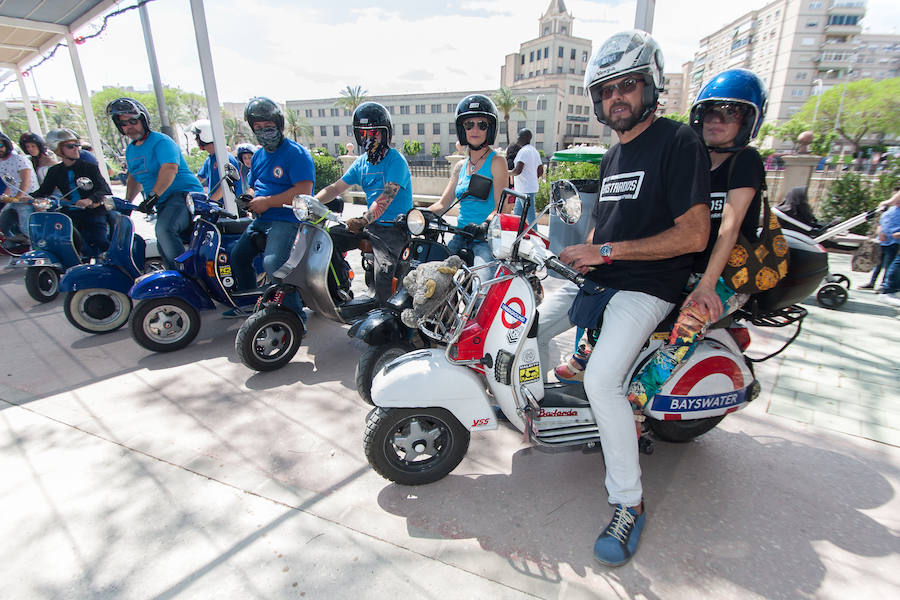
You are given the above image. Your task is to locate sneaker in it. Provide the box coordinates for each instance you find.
[554,343,592,383]
[222,306,252,318]
[858,282,875,290]
[879,292,900,307]
[593,503,645,567]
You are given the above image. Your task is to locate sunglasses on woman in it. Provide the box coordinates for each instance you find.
[703,103,746,124]
[463,120,489,131]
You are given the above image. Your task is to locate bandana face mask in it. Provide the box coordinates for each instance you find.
[254,126,283,152]
[362,135,387,165]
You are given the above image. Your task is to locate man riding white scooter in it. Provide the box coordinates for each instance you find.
[537,30,711,566]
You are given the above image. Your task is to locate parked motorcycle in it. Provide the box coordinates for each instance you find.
[363,181,828,485]
[0,177,30,258]
[59,196,163,334]
[234,195,380,371]
[6,175,102,302]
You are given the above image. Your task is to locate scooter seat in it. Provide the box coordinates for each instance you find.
[540,382,590,407]
[219,217,253,235]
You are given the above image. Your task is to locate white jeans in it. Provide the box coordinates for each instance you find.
[538,284,672,506]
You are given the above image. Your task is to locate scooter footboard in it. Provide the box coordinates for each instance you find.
[372,349,497,431]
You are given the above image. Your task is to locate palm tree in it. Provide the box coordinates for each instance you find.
[284,109,313,143]
[334,85,369,112]
[491,87,527,146]
[222,113,251,146]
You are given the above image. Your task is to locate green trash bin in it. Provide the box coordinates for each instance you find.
[548,146,606,257]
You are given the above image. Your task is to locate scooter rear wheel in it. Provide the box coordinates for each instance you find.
[355,341,415,405]
[646,415,725,443]
[64,289,132,334]
[235,307,305,371]
[25,266,60,303]
[131,297,201,352]
[816,283,848,309]
[364,407,469,485]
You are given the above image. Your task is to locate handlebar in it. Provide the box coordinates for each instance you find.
[501,187,529,201]
[544,256,585,286]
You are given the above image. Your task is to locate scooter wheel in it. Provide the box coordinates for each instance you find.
[364,407,469,485]
[235,307,304,371]
[24,266,60,303]
[355,341,415,405]
[64,289,132,334]
[816,283,848,309]
[131,297,201,352]
[646,415,725,443]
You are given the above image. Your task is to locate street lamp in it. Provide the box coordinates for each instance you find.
[811,78,823,132]
[833,69,853,133]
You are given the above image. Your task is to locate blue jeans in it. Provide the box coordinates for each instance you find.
[155,197,191,269]
[65,209,109,258]
[513,192,537,226]
[872,244,898,289]
[231,218,303,314]
[0,203,35,237]
[882,246,900,294]
[448,232,493,265]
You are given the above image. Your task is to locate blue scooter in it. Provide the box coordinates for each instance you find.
[60,197,163,334]
[128,193,266,353]
[6,175,98,302]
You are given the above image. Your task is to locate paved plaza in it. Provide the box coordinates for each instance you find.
[1,215,898,598]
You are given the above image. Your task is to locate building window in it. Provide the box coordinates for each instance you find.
[517,121,526,131]
[568,104,574,113]
[318,109,326,117]
[537,98,547,110]
[809,1,822,8]
[449,142,456,154]
[415,104,425,114]
[582,51,588,62]
[569,68,575,74]
[518,100,527,110]
[577,86,584,95]
[402,124,410,135]
[796,72,808,80]
[319,125,327,136]
[569,85,575,94]
[791,89,805,97]
[806,21,818,28]
[386,105,394,114]
[417,123,425,135]
[557,66,563,73]
[543,68,548,74]
[431,104,441,113]
[530,51,534,62]
[535,141,543,151]
[529,71,533,78]
[575,105,582,115]
[561,26,567,35]
[447,103,456,112]
[559,46,564,58]
[570,48,576,60]
[499,121,507,134]
[305,109,313,118]
[400,105,410,114]
[536,120,545,134]
[544,47,549,59]
[330,108,339,116]
[344,109,351,117]
[433,122,440,134]
[346,125,353,136]
[333,125,339,136]
[521,55,525,65]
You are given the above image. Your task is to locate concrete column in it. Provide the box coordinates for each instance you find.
[139,2,175,141]
[66,33,111,185]
[445,153,465,174]
[339,154,356,173]
[15,69,41,135]
[780,154,820,202]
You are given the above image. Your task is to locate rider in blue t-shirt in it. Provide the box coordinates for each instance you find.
[426,94,509,265]
[191,119,243,202]
[226,97,315,317]
[315,102,412,302]
[107,97,204,269]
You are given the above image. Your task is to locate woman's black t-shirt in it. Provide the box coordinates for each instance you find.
[693,147,765,271]
[590,117,711,304]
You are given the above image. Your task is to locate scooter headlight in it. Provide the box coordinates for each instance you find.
[406,209,426,236]
[185,195,195,215]
[488,214,506,259]
[102,196,117,212]
[292,195,310,222]
[33,197,54,211]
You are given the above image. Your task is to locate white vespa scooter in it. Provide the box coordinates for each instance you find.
[364,182,822,486]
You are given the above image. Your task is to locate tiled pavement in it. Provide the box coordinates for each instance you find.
[760,252,899,446]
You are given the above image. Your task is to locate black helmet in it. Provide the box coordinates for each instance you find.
[235,143,255,158]
[0,131,13,155]
[244,97,284,132]
[352,102,393,147]
[19,132,46,155]
[517,128,533,144]
[455,94,498,149]
[106,97,151,135]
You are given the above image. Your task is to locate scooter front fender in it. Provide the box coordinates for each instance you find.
[348,307,407,345]
[60,264,133,294]
[372,349,497,432]
[128,271,215,311]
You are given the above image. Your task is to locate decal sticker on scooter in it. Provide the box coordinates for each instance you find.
[500,297,527,329]
[652,388,748,412]
[537,408,578,418]
[222,276,234,288]
[218,265,232,276]
[522,349,536,363]
[506,325,522,344]
[217,253,228,264]
[519,362,540,383]
[472,418,491,428]
[401,247,410,260]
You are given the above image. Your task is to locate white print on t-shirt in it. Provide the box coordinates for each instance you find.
[709,192,726,219]
[599,171,644,201]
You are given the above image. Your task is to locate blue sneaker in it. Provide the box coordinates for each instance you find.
[593,503,645,567]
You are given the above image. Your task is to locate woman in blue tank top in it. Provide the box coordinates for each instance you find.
[427,94,509,265]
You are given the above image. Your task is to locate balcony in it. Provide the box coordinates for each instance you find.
[816,54,855,69]
[828,2,866,17]
[825,23,862,35]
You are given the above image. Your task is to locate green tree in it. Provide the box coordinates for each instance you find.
[284,108,313,144]
[818,172,880,234]
[222,112,251,146]
[311,153,343,193]
[334,85,369,112]
[535,161,602,212]
[491,87,526,146]
[661,112,689,124]
[401,139,422,159]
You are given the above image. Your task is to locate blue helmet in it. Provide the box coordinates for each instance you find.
[690,68,767,149]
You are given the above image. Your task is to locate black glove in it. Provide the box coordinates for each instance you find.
[236,193,253,210]
[137,192,159,214]
[463,221,488,240]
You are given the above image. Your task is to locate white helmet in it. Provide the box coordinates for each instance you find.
[190,119,214,145]
[584,30,665,126]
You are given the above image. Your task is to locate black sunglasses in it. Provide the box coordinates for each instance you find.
[597,76,641,100]
[463,120,489,131]
[703,103,747,124]
[62,143,81,150]
[118,117,141,126]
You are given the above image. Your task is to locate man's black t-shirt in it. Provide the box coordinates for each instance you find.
[589,117,710,303]
[693,147,764,271]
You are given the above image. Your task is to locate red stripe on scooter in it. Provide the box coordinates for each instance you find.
[671,356,744,395]
[664,413,682,420]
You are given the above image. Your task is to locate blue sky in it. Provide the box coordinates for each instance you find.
[3,0,898,106]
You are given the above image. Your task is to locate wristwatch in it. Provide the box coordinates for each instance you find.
[599,242,613,265]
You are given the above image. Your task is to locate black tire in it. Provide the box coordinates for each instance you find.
[647,415,725,443]
[364,407,470,485]
[25,266,60,302]
[355,341,415,405]
[130,297,201,352]
[234,307,304,371]
[64,289,132,334]
[816,283,848,309]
